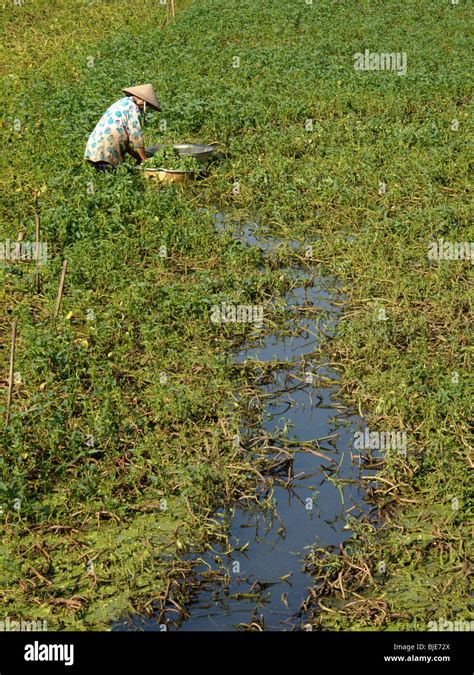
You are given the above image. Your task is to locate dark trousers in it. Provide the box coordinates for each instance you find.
[87,160,114,173]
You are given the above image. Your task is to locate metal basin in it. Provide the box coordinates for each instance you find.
[145,143,217,162]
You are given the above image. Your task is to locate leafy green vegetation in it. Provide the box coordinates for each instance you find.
[1,0,472,630]
[141,147,200,171]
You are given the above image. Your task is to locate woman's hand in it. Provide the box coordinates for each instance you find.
[126,143,147,164]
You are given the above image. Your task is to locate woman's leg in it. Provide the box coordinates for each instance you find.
[87,160,114,173]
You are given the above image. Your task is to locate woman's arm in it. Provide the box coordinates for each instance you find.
[125,102,147,163]
[126,144,147,163]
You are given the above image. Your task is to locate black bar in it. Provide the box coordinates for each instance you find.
[0,630,469,673]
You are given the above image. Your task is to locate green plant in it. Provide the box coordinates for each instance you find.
[142,147,200,172]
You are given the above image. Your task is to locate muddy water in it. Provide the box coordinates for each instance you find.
[116,211,371,632]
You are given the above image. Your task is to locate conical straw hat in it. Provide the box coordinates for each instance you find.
[122,84,161,111]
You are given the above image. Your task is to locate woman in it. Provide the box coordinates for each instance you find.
[84,84,161,172]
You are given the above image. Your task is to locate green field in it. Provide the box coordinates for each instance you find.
[1,0,472,630]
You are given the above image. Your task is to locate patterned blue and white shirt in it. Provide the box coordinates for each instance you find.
[85,97,144,166]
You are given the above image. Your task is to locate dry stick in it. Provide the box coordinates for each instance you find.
[54,260,68,318]
[5,321,17,427]
[35,202,41,292]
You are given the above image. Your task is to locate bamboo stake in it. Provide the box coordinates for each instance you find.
[54,260,68,318]
[171,0,175,17]
[5,321,17,427]
[35,203,41,292]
